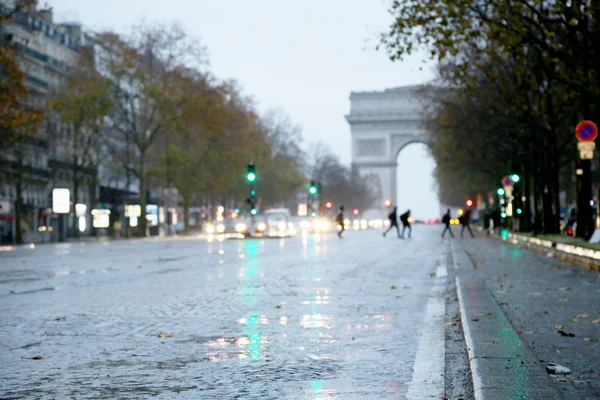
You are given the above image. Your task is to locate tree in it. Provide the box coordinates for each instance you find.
[48,47,113,236]
[380,0,599,234]
[308,143,376,213]
[255,109,305,208]
[95,22,206,235]
[1,1,44,243]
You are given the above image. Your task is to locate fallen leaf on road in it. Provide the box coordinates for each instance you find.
[583,338,597,342]
[157,332,173,338]
[9,290,15,294]
[576,314,589,318]
[391,285,397,290]
[137,265,142,269]
[554,266,561,270]
[443,322,457,327]
[275,305,281,309]
[573,379,588,384]
[471,318,479,322]
[569,318,579,323]
[560,287,572,291]
[484,312,493,317]
[550,375,570,382]
[54,316,66,321]
[555,325,575,337]
[21,355,43,360]
[491,340,497,344]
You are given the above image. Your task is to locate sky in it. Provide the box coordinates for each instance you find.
[49,0,439,216]
[397,143,440,220]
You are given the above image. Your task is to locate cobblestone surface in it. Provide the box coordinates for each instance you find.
[459,236,600,399]
[0,227,452,399]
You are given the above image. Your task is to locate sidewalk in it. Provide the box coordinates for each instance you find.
[455,236,600,399]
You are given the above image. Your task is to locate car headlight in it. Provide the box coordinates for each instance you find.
[217,224,225,233]
[301,221,311,229]
[236,223,247,232]
[206,225,215,234]
[278,221,286,231]
[257,222,266,232]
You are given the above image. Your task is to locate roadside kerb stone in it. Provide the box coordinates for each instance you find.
[456,271,562,399]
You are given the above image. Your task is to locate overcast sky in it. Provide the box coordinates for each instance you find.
[49,0,440,217]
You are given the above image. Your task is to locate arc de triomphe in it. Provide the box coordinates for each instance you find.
[346,85,427,217]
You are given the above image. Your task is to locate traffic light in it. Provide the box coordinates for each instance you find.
[326,202,332,209]
[466,199,473,207]
[246,162,256,182]
[353,209,359,215]
[497,188,505,196]
[384,200,392,207]
[510,174,520,183]
[309,181,318,195]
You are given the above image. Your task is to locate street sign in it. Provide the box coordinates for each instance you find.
[502,176,514,187]
[0,200,10,214]
[52,188,70,214]
[577,141,596,160]
[575,120,598,142]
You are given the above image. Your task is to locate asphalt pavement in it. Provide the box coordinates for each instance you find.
[1,225,598,399]
[1,226,452,399]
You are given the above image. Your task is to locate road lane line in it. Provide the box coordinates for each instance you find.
[406,262,446,398]
[450,241,458,269]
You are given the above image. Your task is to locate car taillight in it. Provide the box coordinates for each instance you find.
[567,229,573,235]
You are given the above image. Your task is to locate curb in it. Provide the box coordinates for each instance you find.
[485,230,600,271]
[455,274,563,399]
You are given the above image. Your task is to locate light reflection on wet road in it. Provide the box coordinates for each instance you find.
[0,227,446,399]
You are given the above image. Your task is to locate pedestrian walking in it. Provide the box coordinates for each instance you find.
[336,206,345,238]
[400,209,412,238]
[383,206,401,238]
[460,208,475,238]
[441,208,455,238]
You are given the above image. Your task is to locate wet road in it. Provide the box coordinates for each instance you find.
[1,227,449,399]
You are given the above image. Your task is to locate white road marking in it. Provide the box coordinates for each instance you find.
[406,261,446,398]
[451,241,458,269]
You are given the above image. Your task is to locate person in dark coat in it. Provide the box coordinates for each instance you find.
[460,208,475,238]
[441,208,455,238]
[336,206,345,238]
[383,206,401,238]
[400,209,412,238]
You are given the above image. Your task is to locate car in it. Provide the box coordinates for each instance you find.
[262,208,296,237]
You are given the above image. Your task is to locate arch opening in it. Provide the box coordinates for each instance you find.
[395,142,440,221]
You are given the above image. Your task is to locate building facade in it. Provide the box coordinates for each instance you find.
[0,1,115,243]
[346,85,427,219]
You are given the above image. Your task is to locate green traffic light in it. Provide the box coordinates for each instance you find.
[247,172,256,182]
[251,209,257,215]
[516,208,522,214]
[309,186,317,195]
[510,174,520,183]
[497,188,505,195]
[250,189,256,196]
